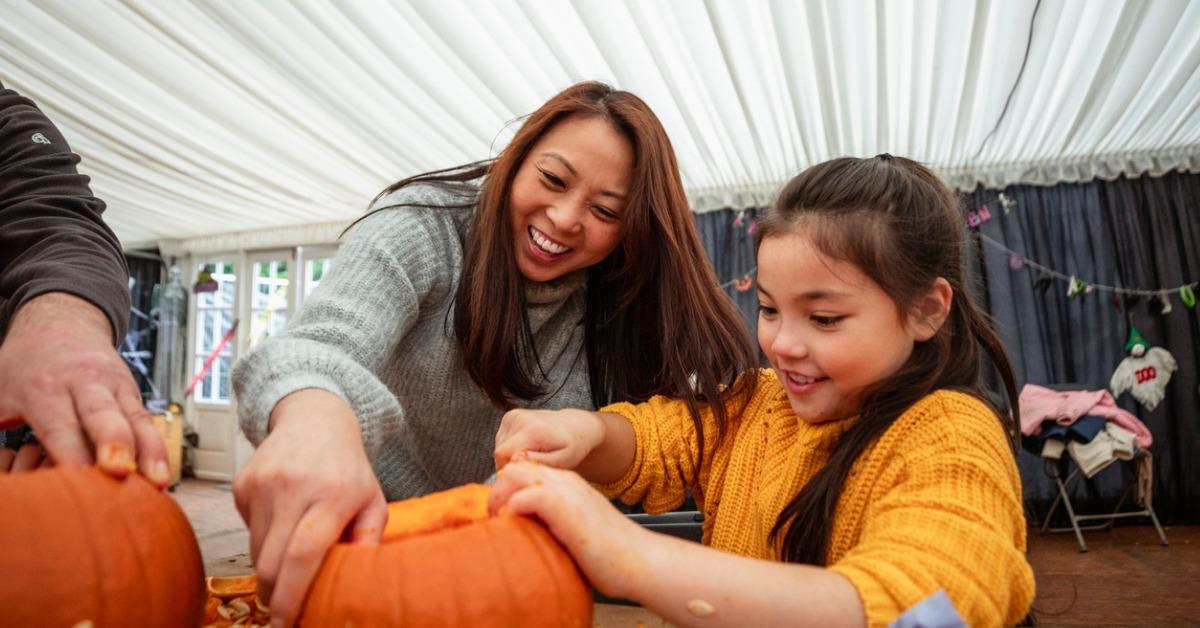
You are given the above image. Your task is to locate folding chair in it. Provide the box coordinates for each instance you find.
[1040,453,1168,552]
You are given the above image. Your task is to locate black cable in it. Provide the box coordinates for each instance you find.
[971,0,1044,162]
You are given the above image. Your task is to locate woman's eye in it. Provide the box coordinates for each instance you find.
[758,305,778,317]
[593,205,619,220]
[540,170,565,188]
[812,315,843,328]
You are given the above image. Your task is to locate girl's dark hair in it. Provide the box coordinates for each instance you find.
[760,155,1021,565]
[363,81,757,442]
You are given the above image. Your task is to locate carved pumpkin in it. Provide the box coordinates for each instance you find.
[0,466,206,627]
[300,483,593,627]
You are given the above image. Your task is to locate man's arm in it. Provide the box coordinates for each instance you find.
[0,82,129,344]
[0,83,167,485]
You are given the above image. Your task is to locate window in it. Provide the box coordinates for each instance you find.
[193,261,236,404]
[297,244,337,307]
[248,258,290,348]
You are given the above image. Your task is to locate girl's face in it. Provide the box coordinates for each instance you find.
[756,232,934,424]
[509,115,632,283]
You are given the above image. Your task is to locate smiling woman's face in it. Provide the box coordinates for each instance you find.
[508,115,634,283]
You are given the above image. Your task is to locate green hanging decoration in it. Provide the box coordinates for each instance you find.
[1181,284,1196,309]
[1066,276,1086,300]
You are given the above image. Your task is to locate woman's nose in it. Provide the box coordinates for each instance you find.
[545,197,585,233]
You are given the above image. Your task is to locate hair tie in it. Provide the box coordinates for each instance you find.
[876,153,894,161]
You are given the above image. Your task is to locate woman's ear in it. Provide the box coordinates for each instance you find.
[908,277,953,342]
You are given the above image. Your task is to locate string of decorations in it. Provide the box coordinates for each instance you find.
[977,233,1196,307]
[718,209,760,292]
[968,192,1197,313]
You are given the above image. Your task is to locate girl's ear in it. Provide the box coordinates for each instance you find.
[907,277,953,342]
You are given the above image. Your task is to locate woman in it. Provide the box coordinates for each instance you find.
[231,81,758,626]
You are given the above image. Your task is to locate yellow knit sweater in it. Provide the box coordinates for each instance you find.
[598,369,1035,627]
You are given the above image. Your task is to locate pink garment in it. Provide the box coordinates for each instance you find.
[1019,384,1152,449]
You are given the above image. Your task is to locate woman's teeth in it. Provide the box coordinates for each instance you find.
[530,227,570,255]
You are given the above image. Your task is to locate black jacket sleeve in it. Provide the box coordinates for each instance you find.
[0,82,130,346]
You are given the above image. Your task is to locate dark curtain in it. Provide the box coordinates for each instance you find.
[694,207,764,344]
[968,171,1199,524]
[695,171,1198,524]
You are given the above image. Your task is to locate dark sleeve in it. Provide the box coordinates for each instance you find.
[0,83,130,345]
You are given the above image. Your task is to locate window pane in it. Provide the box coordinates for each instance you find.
[216,356,231,401]
[305,257,332,299]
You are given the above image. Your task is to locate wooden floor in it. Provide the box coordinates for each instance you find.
[1027,524,1197,627]
[173,478,1198,627]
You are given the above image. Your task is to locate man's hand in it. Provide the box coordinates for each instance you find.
[0,292,168,486]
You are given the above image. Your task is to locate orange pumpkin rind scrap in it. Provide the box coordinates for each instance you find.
[380,482,490,542]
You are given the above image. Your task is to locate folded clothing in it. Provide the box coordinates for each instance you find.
[1068,424,1138,477]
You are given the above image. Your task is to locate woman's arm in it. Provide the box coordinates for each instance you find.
[488,462,865,628]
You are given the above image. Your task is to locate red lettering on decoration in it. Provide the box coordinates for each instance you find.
[1135,366,1157,384]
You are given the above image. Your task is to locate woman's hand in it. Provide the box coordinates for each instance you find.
[493,408,606,471]
[232,389,387,628]
[486,461,656,600]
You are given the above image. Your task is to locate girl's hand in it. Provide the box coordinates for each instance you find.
[487,461,656,600]
[232,390,387,628]
[493,408,606,471]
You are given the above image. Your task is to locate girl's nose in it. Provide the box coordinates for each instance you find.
[771,326,808,361]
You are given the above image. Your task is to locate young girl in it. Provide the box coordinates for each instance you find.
[230,81,758,626]
[492,155,1035,627]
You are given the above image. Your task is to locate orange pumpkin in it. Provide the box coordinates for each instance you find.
[0,466,206,627]
[300,483,593,627]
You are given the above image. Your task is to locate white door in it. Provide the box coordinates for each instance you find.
[236,250,297,473]
[187,258,239,481]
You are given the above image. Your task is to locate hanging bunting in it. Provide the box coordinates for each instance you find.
[1066,276,1086,300]
[1181,284,1196,308]
[1034,272,1053,293]
[734,275,754,292]
[977,233,1194,315]
[1158,292,1173,316]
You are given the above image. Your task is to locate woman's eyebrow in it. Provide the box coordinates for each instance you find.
[542,151,626,200]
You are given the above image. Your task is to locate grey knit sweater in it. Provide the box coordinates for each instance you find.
[232,183,593,500]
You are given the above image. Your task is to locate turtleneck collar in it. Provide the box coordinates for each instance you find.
[523,269,586,305]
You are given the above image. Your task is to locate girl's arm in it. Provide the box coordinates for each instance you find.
[493,408,635,483]
[488,462,865,628]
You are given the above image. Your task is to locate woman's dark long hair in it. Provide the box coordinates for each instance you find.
[361,81,757,443]
[761,155,1021,565]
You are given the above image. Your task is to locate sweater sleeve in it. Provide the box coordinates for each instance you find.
[231,203,456,458]
[0,84,129,345]
[827,394,1036,627]
[595,371,763,514]
[595,395,708,514]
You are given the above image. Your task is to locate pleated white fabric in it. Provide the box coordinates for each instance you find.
[1,0,1197,250]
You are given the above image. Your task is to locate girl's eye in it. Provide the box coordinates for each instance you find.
[540,170,565,188]
[812,315,843,328]
[758,305,778,317]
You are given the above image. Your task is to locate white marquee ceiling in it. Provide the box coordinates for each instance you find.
[2,0,1198,251]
